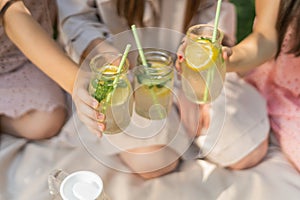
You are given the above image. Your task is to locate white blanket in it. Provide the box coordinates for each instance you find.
[1,114,300,200]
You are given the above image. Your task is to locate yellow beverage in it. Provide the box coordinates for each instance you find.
[181,25,225,104]
[89,54,133,134]
[134,67,173,119]
[134,49,175,120]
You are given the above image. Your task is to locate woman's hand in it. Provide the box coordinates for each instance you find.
[175,37,187,74]
[222,46,234,73]
[72,75,106,137]
[222,46,251,77]
[222,46,232,62]
[176,37,234,72]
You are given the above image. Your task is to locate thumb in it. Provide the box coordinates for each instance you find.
[222,46,232,61]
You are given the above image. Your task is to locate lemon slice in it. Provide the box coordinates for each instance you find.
[148,61,167,68]
[111,86,130,105]
[102,65,118,74]
[185,39,219,71]
[95,65,129,105]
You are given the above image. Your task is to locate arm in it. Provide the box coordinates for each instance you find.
[57,0,114,63]
[1,0,77,94]
[226,0,280,74]
[1,0,104,136]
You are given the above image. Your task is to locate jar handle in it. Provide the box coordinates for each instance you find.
[48,169,69,197]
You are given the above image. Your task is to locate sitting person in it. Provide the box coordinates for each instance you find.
[225,0,300,172]
[0,0,102,140]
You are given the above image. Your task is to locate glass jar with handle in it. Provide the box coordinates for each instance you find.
[48,169,110,200]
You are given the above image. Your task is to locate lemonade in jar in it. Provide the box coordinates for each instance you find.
[134,49,175,120]
[89,53,133,134]
[181,24,225,104]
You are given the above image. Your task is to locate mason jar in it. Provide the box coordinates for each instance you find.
[133,48,175,120]
[89,52,133,134]
[181,24,225,104]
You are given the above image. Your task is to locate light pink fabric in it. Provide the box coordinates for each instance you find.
[246,28,300,172]
[0,0,66,118]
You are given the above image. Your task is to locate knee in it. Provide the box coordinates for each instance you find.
[136,159,179,179]
[119,145,179,179]
[228,139,269,170]
[20,107,67,140]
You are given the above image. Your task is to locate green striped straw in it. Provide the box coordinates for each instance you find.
[131,25,164,119]
[212,0,222,43]
[203,0,222,102]
[131,25,148,66]
[102,44,131,112]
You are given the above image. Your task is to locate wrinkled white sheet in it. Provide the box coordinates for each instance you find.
[1,113,300,200]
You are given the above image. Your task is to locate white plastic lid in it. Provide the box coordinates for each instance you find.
[60,171,103,200]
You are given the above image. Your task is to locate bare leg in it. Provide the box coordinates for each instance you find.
[119,145,180,179]
[0,107,67,140]
[228,138,269,170]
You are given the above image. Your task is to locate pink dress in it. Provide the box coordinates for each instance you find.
[0,0,66,118]
[246,28,300,171]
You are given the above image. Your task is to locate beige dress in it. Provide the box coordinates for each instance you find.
[0,0,66,118]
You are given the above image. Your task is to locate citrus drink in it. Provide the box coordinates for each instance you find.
[181,25,225,104]
[89,54,133,134]
[134,49,175,120]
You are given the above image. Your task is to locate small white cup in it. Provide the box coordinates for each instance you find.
[60,171,104,200]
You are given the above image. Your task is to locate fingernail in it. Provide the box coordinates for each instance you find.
[178,55,184,62]
[98,123,105,132]
[92,100,99,109]
[96,112,105,121]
